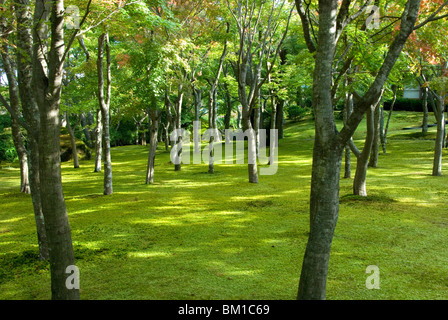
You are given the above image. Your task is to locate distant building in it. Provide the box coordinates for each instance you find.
[403,85,421,99]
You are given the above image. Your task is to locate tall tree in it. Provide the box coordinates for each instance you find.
[97,32,113,195]
[295,0,428,299]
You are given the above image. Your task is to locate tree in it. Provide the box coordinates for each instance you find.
[227,0,294,183]
[97,32,113,195]
[30,0,94,300]
[295,0,426,300]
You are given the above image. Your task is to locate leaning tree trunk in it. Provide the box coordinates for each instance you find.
[343,90,354,179]
[14,0,49,260]
[97,33,113,195]
[381,86,397,154]
[353,105,376,196]
[33,0,79,299]
[0,43,30,194]
[146,109,160,184]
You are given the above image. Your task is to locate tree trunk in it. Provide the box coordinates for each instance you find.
[64,112,79,169]
[368,102,381,168]
[298,141,342,300]
[146,109,160,184]
[0,43,30,194]
[94,108,102,172]
[194,87,201,153]
[14,0,49,261]
[295,0,421,300]
[242,109,258,183]
[422,87,428,134]
[343,91,353,179]
[382,86,397,154]
[433,94,445,176]
[276,99,285,140]
[174,88,183,171]
[80,112,92,147]
[33,0,79,299]
[353,106,376,196]
[98,33,113,195]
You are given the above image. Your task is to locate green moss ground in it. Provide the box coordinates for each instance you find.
[1,111,447,300]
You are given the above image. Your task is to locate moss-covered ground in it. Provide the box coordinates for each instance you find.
[1,111,447,300]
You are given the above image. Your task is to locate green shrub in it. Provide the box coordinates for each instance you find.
[0,132,17,162]
[286,105,307,121]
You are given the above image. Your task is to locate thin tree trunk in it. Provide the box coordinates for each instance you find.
[64,112,79,169]
[276,99,285,140]
[0,43,30,194]
[98,33,113,195]
[368,101,381,168]
[33,0,79,299]
[94,108,102,172]
[146,109,160,184]
[194,87,201,153]
[80,112,92,147]
[343,90,353,179]
[382,86,397,154]
[422,87,428,134]
[433,93,445,176]
[174,87,183,171]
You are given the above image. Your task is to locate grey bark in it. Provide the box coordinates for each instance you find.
[97,33,113,195]
[64,112,79,169]
[94,108,102,172]
[174,86,184,171]
[296,0,421,300]
[146,109,160,184]
[432,93,445,176]
[13,0,49,261]
[381,85,397,154]
[422,87,429,134]
[0,41,30,194]
[80,112,92,147]
[33,0,79,299]
[368,101,381,168]
[193,86,202,153]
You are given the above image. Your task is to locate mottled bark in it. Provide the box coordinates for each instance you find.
[296,0,420,300]
[33,0,79,299]
[14,0,49,261]
[97,33,112,195]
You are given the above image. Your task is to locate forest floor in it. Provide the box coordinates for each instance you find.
[1,111,448,300]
